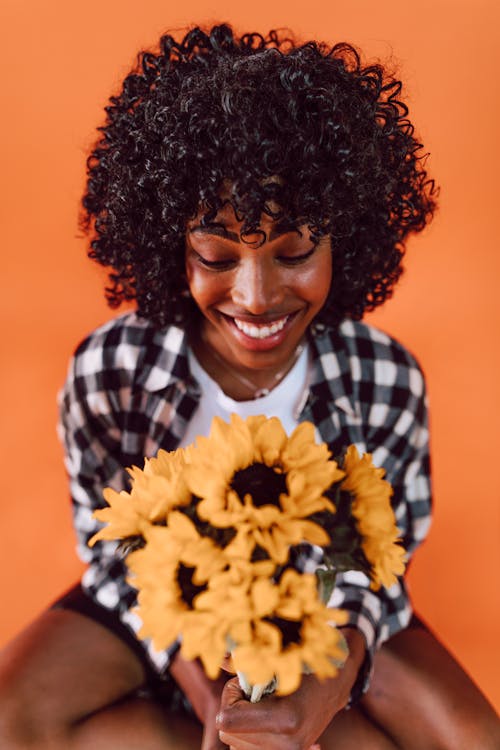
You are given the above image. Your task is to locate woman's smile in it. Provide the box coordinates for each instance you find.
[232,314,290,339]
[217,311,298,351]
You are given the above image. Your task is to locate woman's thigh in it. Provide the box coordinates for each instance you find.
[318,705,398,749]
[72,695,202,750]
[0,608,201,748]
[361,620,500,750]
[0,608,145,724]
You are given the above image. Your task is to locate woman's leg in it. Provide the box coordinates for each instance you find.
[317,705,399,749]
[0,607,201,749]
[72,695,202,750]
[316,618,499,750]
[360,619,500,750]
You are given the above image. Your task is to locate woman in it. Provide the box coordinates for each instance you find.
[0,24,497,750]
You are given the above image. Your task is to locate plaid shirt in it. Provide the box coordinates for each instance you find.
[58,312,431,698]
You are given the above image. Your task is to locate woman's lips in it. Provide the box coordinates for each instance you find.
[233,315,289,339]
[218,312,299,350]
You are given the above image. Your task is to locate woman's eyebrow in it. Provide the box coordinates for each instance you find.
[190,222,302,242]
[190,225,240,241]
[269,223,302,240]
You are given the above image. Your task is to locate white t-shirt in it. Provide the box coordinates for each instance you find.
[180,345,310,447]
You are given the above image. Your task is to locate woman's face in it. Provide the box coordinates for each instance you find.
[185,203,332,376]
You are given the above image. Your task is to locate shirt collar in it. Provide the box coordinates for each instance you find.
[139,317,359,421]
[137,322,194,393]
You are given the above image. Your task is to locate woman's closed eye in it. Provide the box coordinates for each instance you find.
[193,246,317,270]
[194,253,237,270]
[276,246,317,265]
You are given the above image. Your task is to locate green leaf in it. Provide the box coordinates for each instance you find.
[315,568,336,603]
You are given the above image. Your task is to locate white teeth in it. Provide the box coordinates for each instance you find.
[234,316,288,339]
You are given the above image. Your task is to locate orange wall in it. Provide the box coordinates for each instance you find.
[1,0,499,710]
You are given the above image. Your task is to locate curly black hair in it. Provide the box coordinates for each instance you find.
[82,23,437,329]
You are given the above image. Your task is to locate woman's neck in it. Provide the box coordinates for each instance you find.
[190,330,305,402]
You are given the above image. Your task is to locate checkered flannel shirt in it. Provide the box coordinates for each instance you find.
[58,312,431,700]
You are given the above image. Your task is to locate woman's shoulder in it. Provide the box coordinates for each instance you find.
[335,319,425,376]
[68,312,189,387]
[312,319,427,400]
[73,312,159,353]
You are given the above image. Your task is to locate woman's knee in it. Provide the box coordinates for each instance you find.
[0,607,146,747]
[362,625,500,750]
[0,635,52,747]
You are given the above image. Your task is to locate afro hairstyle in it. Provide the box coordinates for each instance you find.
[81,23,437,329]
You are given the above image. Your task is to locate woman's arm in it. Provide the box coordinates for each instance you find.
[57,321,182,678]
[170,653,230,750]
[311,328,433,703]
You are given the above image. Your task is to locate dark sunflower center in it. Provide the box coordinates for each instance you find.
[176,564,207,608]
[180,495,237,548]
[265,616,302,647]
[230,462,287,507]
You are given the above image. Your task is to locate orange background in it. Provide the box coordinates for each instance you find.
[1,0,499,711]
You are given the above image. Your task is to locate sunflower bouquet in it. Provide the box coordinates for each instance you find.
[89,414,406,701]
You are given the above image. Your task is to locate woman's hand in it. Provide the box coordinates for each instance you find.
[170,651,230,749]
[216,628,365,750]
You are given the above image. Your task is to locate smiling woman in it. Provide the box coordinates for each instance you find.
[0,21,498,750]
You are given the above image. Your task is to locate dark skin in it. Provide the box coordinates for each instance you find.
[169,650,229,750]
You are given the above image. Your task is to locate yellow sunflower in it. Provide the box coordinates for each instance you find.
[184,415,344,564]
[230,580,348,696]
[89,447,191,546]
[341,445,406,589]
[180,609,232,679]
[126,513,228,654]
[193,560,279,629]
[179,560,278,678]
[191,564,347,695]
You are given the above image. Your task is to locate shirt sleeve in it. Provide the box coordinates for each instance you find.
[327,357,432,702]
[57,341,179,676]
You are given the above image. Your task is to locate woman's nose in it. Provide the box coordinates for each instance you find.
[231,257,282,314]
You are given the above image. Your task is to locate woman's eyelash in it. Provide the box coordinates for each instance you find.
[277,246,316,264]
[196,254,235,269]
[195,246,317,269]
